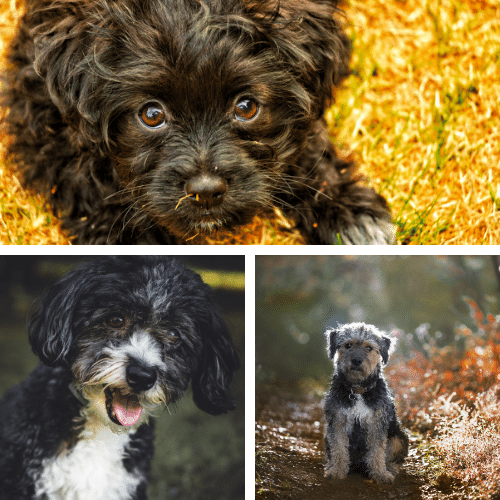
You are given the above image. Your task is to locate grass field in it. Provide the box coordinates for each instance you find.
[1,0,498,245]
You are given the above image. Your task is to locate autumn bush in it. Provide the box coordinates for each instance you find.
[387,298,500,498]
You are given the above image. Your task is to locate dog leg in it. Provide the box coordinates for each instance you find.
[366,440,395,483]
[365,413,395,484]
[286,120,395,245]
[386,432,409,475]
[324,413,350,480]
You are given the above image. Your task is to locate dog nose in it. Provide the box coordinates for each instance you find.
[351,357,363,367]
[126,363,157,391]
[185,174,227,209]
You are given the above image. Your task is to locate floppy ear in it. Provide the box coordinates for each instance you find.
[379,334,396,365]
[324,327,339,360]
[191,308,240,416]
[28,266,87,366]
[244,0,352,117]
[31,0,137,151]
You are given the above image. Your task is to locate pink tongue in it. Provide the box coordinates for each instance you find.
[114,397,142,426]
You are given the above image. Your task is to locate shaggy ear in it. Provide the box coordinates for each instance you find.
[191,309,240,415]
[28,267,86,366]
[31,1,130,151]
[379,334,396,365]
[244,0,352,116]
[31,2,103,148]
[324,327,339,360]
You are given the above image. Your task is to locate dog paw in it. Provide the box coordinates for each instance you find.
[387,462,402,476]
[339,216,396,245]
[324,467,348,481]
[371,470,396,484]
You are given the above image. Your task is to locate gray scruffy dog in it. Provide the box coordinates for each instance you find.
[322,322,409,484]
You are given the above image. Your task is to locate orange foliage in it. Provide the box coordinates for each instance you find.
[387,298,500,498]
[387,298,500,430]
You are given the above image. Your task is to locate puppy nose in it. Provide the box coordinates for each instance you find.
[185,174,227,209]
[126,363,157,391]
[351,357,363,367]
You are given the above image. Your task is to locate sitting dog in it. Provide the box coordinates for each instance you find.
[322,323,408,484]
[0,256,239,500]
[1,0,394,245]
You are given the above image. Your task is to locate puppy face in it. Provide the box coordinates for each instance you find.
[325,323,395,383]
[33,0,350,239]
[71,307,196,429]
[28,257,239,430]
[336,339,382,384]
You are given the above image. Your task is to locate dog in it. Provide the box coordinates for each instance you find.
[322,322,408,484]
[1,0,394,245]
[0,256,239,500]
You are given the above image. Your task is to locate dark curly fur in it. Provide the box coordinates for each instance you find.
[1,0,394,244]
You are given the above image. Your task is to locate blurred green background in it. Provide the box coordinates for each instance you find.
[0,255,245,500]
[256,255,500,392]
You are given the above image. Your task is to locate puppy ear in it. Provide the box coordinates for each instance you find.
[28,268,85,366]
[324,327,339,360]
[244,0,352,116]
[191,309,240,416]
[379,334,396,365]
[31,2,124,151]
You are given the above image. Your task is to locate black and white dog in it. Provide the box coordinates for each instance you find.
[0,256,239,500]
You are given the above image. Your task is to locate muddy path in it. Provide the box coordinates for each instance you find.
[255,388,469,500]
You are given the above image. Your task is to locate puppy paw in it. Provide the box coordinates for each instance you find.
[371,470,396,484]
[339,216,396,245]
[324,466,348,481]
[386,462,402,476]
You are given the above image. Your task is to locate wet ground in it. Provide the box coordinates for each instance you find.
[255,387,474,500]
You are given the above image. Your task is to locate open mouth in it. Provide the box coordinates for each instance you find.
[105,387,143,427]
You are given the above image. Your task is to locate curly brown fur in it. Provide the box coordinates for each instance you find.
[323,323,409,484]
[1,0,394,244]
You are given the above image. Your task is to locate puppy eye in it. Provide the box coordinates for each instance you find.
[107,314,125,328]
[344,343,352,349]
[167,329,181,343]
[366,346,373,352]
[139,103,166,129]
[234,99,259,122]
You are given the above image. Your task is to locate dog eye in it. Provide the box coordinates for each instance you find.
[167,329,181,343]
[107,314,125,328]
[234,99,259,122]
[366,346,373,352]
[344,343,352,349]
[139,104,166,129]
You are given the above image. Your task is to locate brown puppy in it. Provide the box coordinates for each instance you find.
[2,0,394,244]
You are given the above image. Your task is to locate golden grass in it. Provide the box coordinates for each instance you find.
[1,0,498,245]
[0,2,67,244]
[337,0,500,244]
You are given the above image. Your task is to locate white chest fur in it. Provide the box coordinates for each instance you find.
[34,418,141,500]
[342,395,375,430]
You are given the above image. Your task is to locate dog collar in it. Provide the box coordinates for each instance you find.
[349,382,376,399]
[68,382,88,405]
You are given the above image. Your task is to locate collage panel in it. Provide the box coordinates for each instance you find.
[1,1,497,246]
[255,255,500,499]
[0,254,245,500]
